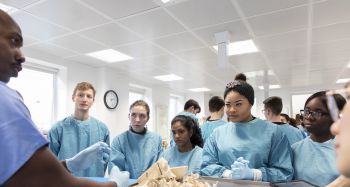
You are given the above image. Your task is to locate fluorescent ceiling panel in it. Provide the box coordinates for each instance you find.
[336,78,350,84]
[86,49,133,63]
[213,40,258,56]
[258,85,281,90]
[188,87,211,92]
[244,70,274,78]
[154,74,183,82]
[0,3,18,14]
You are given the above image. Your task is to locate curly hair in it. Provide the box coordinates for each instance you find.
[171,115,204,148]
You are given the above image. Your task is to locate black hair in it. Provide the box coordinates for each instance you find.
[263,96,283,115]
[280,113,290,122]
[171,115,204,148]
[304,91,346,120]
[224,73,254,105]
[184,99,201,113]
[209,96,225,113]
[234,73,247,82]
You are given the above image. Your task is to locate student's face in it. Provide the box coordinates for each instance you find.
[0,15,25,83]
[72,89,94,111]
[331,102,350,178]
[225,91,252,122]
[303,97,333,136]
[129,105,149,133]
[172,121,192,148]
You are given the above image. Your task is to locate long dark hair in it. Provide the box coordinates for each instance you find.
[171,115,204,148]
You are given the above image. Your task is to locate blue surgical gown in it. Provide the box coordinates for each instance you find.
[200,118,293,182]
[48,116,110,177]
[274,122,304,145]
[109,130,163,179]
[201,119,226,142]
[0,82,48,185]
[161,145,203,174]
[292,137,338,186]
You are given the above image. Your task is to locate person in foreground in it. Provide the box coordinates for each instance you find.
[0,9,128,187]
[292,91,346,186]
[161,115,204,174]
[200,73,293,182]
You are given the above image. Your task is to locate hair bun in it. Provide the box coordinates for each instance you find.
[234,73,247,82]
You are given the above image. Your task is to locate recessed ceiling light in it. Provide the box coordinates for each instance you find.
[86,49,133,63]
[0,3,18,14]
[161,0,171,3]
[244,70,274,78]
[213,40,258,56]
[154,74,183,82]
[188,88,211,92]
[336,78,350,84]
[258,85,281,90]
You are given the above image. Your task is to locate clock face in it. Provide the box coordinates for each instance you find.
[104,90,118,109]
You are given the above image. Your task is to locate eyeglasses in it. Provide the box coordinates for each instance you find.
[326,88,350,121]
[303,109,329,119]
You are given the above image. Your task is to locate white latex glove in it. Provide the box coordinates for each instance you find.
[231,157,262,181]
[66,142,110,173]
[109,166,130,187]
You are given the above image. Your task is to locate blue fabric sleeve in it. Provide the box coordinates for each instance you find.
[0,84,48,184]
[259,128,293,182]
[200,134,227,177]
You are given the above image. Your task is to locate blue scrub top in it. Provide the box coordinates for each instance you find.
[48,115,110,177]
[161,145,203,174]
[201,119,226,142]
[109,130,163,179]
[292,137,338,186]
[200,118,293,182]
[0,82,48,185]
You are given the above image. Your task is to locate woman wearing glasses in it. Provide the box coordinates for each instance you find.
[292,91,346,186]
[200,73,293,182]
[109,100,163,179]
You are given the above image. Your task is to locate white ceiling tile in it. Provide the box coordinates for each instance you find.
[174,47,217,62]
[1,0,40,9]
[113,42,168,59]
[266,47,307,65]
[11,11,69,40]
[48,34,106,53]
[65,55,108,67]
[167,0,239,29]
[119,9,186,39]
[167,0,238,29]
[79,23,142,46]
[82,0,159,19]
[230,53,266,72]
[152,32,204,52]
[312,38,350,57]
[313,21,350,43]
[24,42,78,58]
[237,0,307,17]
[313,0,350,27]
[193,20,250,45]
[23,35,39,46]
[256,29,307,52]
[25,0,109,30]
[248,6,307,37]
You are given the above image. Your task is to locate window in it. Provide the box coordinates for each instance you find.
[8,66,56,135]
[292,94,312,118]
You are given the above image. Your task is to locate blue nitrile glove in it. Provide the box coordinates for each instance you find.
[66,142,111,173]
[231,157,254,180]
[109,166,130,187]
